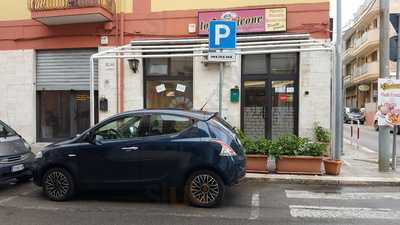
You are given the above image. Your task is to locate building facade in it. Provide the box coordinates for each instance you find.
[343,0,400,125]
[0,0,331,143]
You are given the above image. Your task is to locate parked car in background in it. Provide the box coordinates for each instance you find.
[344,107,365,124]
[0,120,35,183]
[33,109,246,207]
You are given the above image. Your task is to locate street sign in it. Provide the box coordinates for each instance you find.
[390,13,400,33]
[208,52,236,62]
[390,36,398,62]
[209,20,237,49]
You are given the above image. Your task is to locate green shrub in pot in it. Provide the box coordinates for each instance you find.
[270,134,324,159]
[236,130,269,155]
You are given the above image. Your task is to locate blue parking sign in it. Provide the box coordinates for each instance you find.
[209,20,237,49]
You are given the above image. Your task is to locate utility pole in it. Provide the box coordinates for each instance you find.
[392,15,400,170]
[379,0,392,172]
[333,0,343,160]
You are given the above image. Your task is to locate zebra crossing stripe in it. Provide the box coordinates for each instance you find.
[285,190,400,200]
[290,205,400,220]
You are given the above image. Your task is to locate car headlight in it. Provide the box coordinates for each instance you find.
[35,151,43,159]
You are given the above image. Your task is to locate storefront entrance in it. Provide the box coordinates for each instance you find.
[37,91,98,142]
[241,53,299,139]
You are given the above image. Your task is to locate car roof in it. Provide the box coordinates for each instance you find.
[117,109,217,121]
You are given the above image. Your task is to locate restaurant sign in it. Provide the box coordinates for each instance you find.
[198,8,287,35]
[377,79,400,126]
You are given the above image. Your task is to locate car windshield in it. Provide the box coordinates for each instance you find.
[0,121,17,137]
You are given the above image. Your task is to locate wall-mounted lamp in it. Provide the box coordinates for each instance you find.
[128,59,140,73]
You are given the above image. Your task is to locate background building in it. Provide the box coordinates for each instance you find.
[343,0,400,125]
[0,0,331,143]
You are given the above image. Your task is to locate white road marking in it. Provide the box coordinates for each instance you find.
[0,196,17,204]
[361,146,376,153]
[342,159,352,167]
[344,138,376,153]
[286,190,400,200]
[290,205,400,220]
[249,192,260,220]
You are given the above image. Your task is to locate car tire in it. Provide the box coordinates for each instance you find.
[42,167,75,201]
[184,170,225,208]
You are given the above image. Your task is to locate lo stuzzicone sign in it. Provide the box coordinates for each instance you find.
[378,79,400,126]
[198,8,287,35]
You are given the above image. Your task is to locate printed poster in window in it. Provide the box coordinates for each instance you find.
[155,84,166,93]
[176,84,186,93]
[378,79,400,126]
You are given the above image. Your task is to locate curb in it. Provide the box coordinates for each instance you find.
[244,173,400,186]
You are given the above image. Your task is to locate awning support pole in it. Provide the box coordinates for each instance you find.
[90,56,95,127]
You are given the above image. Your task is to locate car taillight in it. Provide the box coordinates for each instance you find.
[213,140,237,157]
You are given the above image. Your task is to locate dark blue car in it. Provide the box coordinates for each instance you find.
[33,109,246,207]
[0,120,35,183]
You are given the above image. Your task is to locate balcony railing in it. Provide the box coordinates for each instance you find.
[28,0,116,14]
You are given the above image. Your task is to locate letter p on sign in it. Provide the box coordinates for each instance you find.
[209,20,237,49]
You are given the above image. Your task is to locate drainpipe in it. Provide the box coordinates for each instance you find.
[118,0,125,113]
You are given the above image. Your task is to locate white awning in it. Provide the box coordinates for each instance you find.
[89,33,333,126]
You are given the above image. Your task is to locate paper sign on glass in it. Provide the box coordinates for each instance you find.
[176,84,186,93]
[155,84,166,93]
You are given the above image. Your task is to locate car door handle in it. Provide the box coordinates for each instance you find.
[121,146,139,151]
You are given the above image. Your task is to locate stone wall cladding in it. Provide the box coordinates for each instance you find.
[0,50,35,142]
[98,47,118,122]
[299,49,332,138]
[193,53,241,128]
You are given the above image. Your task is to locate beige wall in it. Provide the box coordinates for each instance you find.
[0,50,36,142]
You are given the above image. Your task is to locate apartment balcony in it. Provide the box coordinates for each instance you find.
[343,29,379,63]
[352,62,379,84]
[344,75,352,87]
[28,0,116,26]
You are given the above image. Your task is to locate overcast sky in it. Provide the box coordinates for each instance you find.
[330,0,366,27]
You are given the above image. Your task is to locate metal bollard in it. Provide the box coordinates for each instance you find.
[356,120,360,150]
[350,123,354,146]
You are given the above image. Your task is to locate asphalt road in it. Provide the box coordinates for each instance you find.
[344,124,400,153]
[1,180,400,225]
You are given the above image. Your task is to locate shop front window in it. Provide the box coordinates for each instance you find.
[144,57,193,110]
[37,91,98,142]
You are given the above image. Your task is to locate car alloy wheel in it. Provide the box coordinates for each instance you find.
[43,168,75,201]
[185,170,224,207]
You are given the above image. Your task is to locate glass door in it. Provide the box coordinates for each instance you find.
[271,80,296,139]
[243,81,266,139]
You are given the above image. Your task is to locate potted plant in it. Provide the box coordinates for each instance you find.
[270,134,325,175]
[313,123,331,156]
[237,131,269,173]
[313,123,343,175]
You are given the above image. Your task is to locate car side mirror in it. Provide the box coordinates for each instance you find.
[84,132,96,145]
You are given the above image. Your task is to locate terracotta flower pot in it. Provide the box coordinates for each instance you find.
[276,156,323,175]
[246,155,268,173]
[324,159,343,176]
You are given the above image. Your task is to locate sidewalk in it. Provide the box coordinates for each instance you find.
[246,142,400,186]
